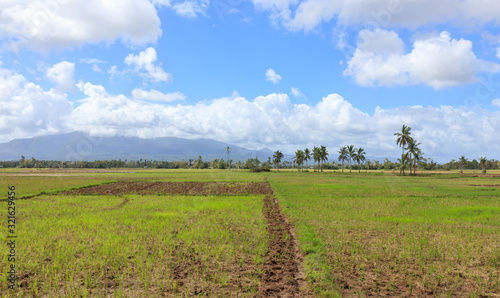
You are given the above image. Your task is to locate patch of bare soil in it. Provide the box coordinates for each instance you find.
[259,193,310,297]
[469,184,500,187]
[60,181,274,196]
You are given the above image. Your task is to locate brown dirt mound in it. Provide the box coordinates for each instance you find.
[259,194,311,297]
[60,181,274,196]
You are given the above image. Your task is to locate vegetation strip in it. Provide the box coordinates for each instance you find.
[259,189,310,296]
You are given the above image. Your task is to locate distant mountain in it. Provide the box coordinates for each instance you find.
[0,132,273,161]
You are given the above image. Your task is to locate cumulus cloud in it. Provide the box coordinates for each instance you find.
[62,84,500,161]
[266,68,282,84]
[131,89,186,102]
[344,30,500,89]
[0,63,73,142]
[250,0,500,32]
[125,47,172,83]
[0,0,162,51]
[172,0,209,18]
[46,61,76,92]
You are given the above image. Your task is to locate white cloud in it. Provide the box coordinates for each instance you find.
[0,0,162,51]
[2,60,499,161]
[344,30,500,89]
[265,68,282,84]
[0,63,73,142]
[250,0,500,32]
[46,61,76,92]
[497,47,500,59]
[125,47,172,83]
[172,0,209,18]
[132,89,186,102]
[493,99,500,108]
[62,84,500,161]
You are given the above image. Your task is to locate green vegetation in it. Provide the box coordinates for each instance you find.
[270,171,500,296]
[1,168,499,296]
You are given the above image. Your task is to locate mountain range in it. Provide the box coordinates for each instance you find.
[0,132,273,162]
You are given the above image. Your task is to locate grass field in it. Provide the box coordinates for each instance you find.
[1,168,499,296]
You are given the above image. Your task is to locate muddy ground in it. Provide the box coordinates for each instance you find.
[60,181,274,196]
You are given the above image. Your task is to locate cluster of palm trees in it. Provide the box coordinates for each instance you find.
[394,125,423,176]
[337,145,366,173]
[458,155,488,174]
[290,145,329,172]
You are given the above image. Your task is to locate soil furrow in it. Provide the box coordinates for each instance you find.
[259,191,310,297]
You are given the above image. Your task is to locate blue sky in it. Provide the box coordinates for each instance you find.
[1,0,500,162]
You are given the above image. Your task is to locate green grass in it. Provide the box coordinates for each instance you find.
[0,174,267,296]
[1,168,500,296]
[269,171,500,296]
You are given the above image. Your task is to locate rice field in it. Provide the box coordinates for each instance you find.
[1,168,499,296]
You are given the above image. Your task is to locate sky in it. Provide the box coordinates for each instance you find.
[1,0,500,162]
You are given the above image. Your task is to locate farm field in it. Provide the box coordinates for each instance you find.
[1,168,499,296]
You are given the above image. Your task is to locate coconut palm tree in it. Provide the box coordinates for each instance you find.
[479,156,487,174]
[412,150,424,176]
[397,153,410,176]
[394,125,412,176]
[406,139,421,176]
[313,146,320,172]
[224,146,231,170]
[338,146,348,173]
[458,155,467,174]
[294,150,305,172]
[273,150,284,171]
[353,147,366,173]
[304,148,311,170]
[319,145,328,172]
[347,145,355,173]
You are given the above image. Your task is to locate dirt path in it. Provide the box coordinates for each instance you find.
[259,191,311,297]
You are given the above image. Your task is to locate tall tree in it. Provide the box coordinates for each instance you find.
[273,150,284,171]
[313,146,320,172]
[394,125,412,176]
[353,148,366,173]
[397,153,410,176]
[294,150,305,172]
[338,146,348,173]
[406,139,421,176]
[320,145,328,172]
[347,144,355,173]
[224,146,231,170]
[412,150,424,176]
[480,156,487,174]
[304,148,311,170]
[458,155,467,174]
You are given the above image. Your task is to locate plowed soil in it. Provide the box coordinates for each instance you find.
[60,181,274,196]
[259,194,310,297]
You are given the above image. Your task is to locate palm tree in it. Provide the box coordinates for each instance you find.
[412,151,424,175]
[458,155,467,174]
[304,148,311,170]
[394,125,412,176]
[320,145,328,172]
[273,150,284,171]
[347,145,355,173]
[406,139,421,176]
[353,148,366,173]
[397,152,410,176]
[338,146,348,173]
[294,150,305,172]
[479,156,487,174]
[313,146,320,172]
